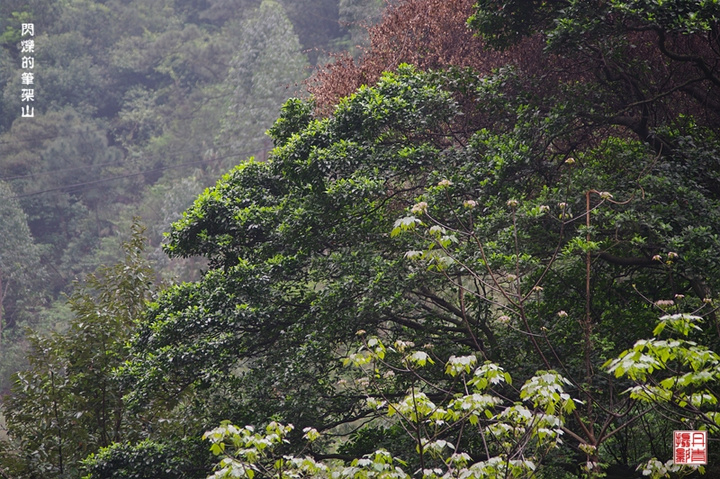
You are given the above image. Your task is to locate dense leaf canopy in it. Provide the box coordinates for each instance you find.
[126,56,720,475]
[3,0,720,477]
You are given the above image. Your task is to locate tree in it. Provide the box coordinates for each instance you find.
[2,0,716,477]
[0,109,136,294]
[307,0,515,114]
[121,42,720,475]
[0,181,44,331]
[279,0,345,66]
[219,0,310,164]
[0,180,46,393]
[0,224,163,478]
[467,0,720,155]
[123,67,464,433]
[81,438,211,479]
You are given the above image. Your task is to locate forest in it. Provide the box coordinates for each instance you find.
[1,0,720,478]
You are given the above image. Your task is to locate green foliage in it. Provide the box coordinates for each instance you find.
[0,181,46,325]
[205,343,577,479]
[219,0,309,162]
[469,0,720,49]
[82,438,209,479]
[467,0,564,49]
[3,1,720,477]
[0,223,158,478]
[124,68,463,427]
[600,311,720,478]
[124,57,720,476]
[0,10,32,50]
[606,313,720,422]
[267,98,315,146]
[0,181,47,392]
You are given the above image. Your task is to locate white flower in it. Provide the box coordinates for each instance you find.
[411,201,428,214]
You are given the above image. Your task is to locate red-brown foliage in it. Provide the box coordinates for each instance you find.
[307,0,515,113]
[307,0,720,160]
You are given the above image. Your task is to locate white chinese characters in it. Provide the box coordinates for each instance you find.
[20,39,34,53]
[21,72,34,85]
[21,23,34,37]
[20,23,36,118]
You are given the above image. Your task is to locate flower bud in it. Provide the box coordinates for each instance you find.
[411,201,428,214]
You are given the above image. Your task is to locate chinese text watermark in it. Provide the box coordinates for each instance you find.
[20,22,35,118]
[674,430,707,465]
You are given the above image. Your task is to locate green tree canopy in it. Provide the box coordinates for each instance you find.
[3,0,720,477]
[0,224,166,478]
[0,180,45,331]
[219,0,310,163]
[123,51,720,474]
